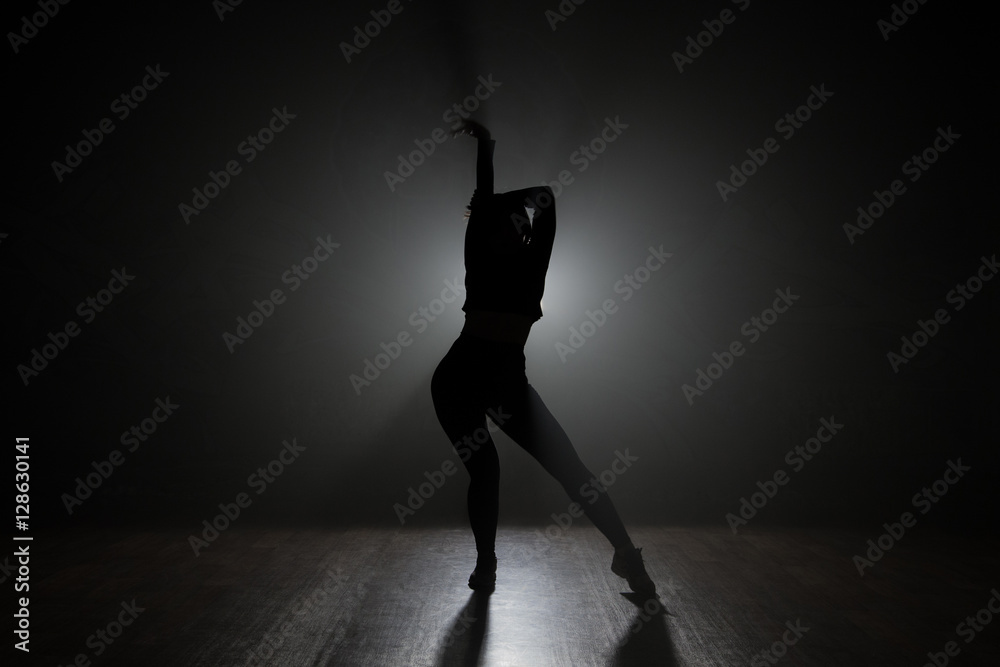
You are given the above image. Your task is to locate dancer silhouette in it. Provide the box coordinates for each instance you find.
[431,120,656,597]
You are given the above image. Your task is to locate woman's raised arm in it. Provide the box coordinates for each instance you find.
[453,120,494,200]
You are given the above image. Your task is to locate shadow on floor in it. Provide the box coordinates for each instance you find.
[437,591,490,666]
[612,593,679,667]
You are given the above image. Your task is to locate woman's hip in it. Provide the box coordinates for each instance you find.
[432,333,527,394]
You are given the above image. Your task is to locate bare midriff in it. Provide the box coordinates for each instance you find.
[462,309,534,345]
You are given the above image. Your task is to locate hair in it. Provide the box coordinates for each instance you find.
[466,192,532,250]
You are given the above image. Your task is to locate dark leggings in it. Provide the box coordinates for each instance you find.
[431,331,631,558]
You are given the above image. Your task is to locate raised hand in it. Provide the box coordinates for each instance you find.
[453,119,491,140]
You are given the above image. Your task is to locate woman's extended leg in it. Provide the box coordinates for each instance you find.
[495,382,632,548]
[495,382,656,595]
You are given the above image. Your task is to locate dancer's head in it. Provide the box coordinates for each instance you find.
[478,192,531,253]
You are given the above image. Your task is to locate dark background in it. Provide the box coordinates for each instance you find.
[5,0,996,536]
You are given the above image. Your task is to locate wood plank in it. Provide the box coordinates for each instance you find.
[25,524,1000,666]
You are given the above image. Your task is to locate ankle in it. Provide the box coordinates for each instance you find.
[614,542,636,555]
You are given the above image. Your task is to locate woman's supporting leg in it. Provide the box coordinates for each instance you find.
[458,419,500,559]
[431,340,501,560]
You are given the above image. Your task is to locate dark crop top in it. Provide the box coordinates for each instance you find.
[461,191,556,322]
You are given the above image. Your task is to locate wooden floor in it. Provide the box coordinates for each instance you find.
[25,525,1000,666]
